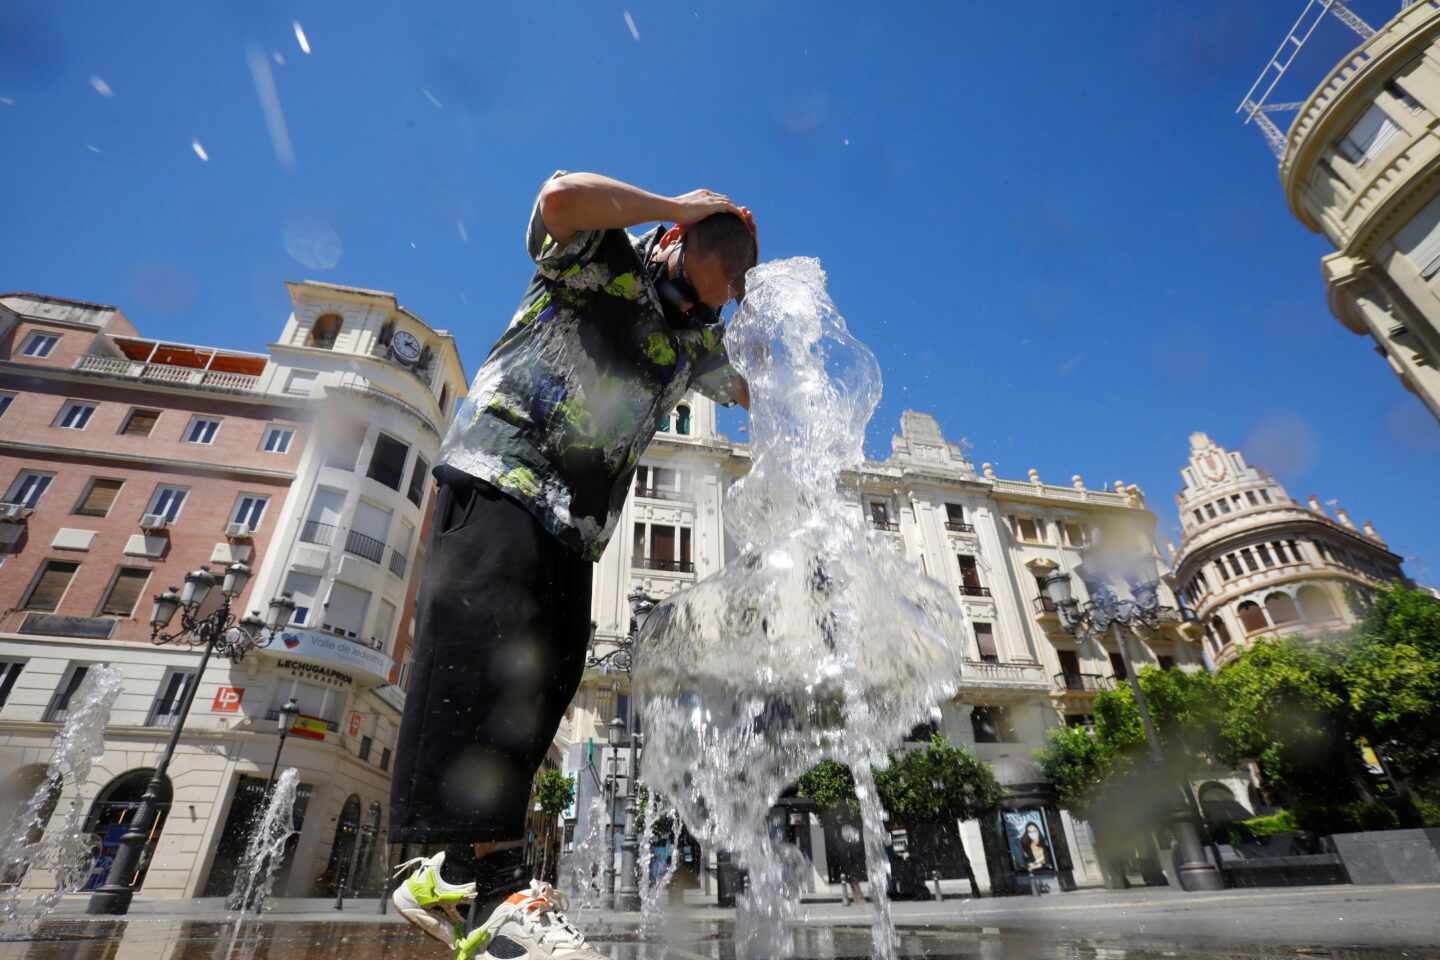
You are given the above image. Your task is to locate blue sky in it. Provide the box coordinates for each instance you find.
[2,1,1437,581]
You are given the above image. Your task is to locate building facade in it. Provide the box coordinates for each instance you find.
[1282,2,1440,421]
[1167,431,1407,668]
[559,408,1204,898]
[0,285,464,902]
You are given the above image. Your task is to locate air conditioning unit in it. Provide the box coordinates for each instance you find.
[139,513,170,532]
[224,521,252,539]
[0,502,32,522]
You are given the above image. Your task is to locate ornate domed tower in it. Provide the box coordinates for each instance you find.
[1168,432,1407,667]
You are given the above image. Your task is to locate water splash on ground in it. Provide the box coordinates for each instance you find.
[564,796,609,925]
[635,258,968,959]
[0,665,124,932]
[218,768,300,959]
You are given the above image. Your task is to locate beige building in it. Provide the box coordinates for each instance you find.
[0,284,465,903]
[1282,1,1440,421]
[1167,432,1407,668]
[561,408,1203,898]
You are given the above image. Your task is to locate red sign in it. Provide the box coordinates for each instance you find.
[212,687,245,713]
[348,711,363,737]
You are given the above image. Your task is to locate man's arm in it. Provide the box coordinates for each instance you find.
[538,173,742,246]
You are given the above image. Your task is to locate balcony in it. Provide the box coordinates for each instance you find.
[1054,672,1111,694]
[945,521,975,534]
[632,556,695,573]
[344,529,387,564]
[300,519,338,547]
[959,584,992,598]
[960,660,1051,691]
[74,343,266,394]
[634,486,689,503]
[388,548,408,578]
[870,519,900,532]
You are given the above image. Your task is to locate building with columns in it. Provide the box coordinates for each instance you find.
[560,407,1204,898]
[0,285,464,903]
[1280,1,1440,422]
[1167,431,1407,668]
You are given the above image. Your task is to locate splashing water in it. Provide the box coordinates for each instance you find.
[637,794,682,934]
[635,258,968,959]
[0,665,124,931]
[219,768,300,958]
[563,796,608,923]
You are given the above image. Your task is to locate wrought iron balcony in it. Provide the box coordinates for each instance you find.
[1054,671,1112,693]
[344,529,386,564]
[300,520,337,546]
[959,584,992,598]
[945,521,975,534]
[388,548,408,578]
[631,556,695,573]
[634,486,689,503]
[870,519,900,532]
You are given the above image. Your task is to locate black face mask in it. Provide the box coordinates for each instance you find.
[649,243,722,330]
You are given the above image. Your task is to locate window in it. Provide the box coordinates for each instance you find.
[262,426,294,453]
[1314,540,1333,562]
[651,524,675,563]
[974,623,998,663]
[1237,600,1269,633]
[1245,491,1259,507]
[0,659,24,709]
[1192,510,1204,525]
[1287,540,1303,563]
[285,370,318,396]
[869,501,891,526]
[231,495,268,532]
[1063,522,1088,547]
[1227,555,1244,577]
[1014,517,1041,542]
[75,478,124,517]
[348,500,392,563]
[1395,191,1440,279]
[184,417,220,445]
[1214,560,1230,582]
[120,408,160,437]
[945,503,965,524]
[1256,543,1275,568]
[325,421,367,470]
[957,554,982,591]
[147,486,188,522]
[971,705,1016,744]
[44,664,90,722]
[1338,103,1403,166]
[1272,541,1291,563]
[1217,498,1231,515]
[1109,652,1127,680]
[20,332,59,357]
[406,455,429,507]
[322,582,371,639]
[366,434,410,490]
[1239,549,1258,573]
[282,571,321,626]
[380,747,392,771]
[270,677,341,730]
[309,313,343,348]
[0,392,13,418]
[373,599,397,651]
[359,735,373,761]
[1259,489,1272,504]
[25,560,79,611]
[100,567,150,616]
[7,471,53,508]
[438,384,450,417]
[1386,79,1423,113]
[1297,585,1337,622]
[1209,616,1232,649]
[56,401,95,430]
[1204,504,1217,520]
[146,669,195,727]
[1265,592,1300,625]
[1065,714,1094,730]
[675,404,691,436]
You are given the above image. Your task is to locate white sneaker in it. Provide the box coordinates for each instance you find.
[476,879,608,959]
[391,851,479,953]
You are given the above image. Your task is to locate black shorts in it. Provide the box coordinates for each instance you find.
[389,466,593,845]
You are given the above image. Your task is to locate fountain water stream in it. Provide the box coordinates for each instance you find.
[218,767,300,959]
[634,258,969,959]
[0,665,124,933]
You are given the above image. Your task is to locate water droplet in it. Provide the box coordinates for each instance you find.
[191,139,209,162]
[623,9,641,41]
[89,76,113,98]
[293,20,312,54]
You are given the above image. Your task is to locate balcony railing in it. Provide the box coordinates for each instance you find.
[945,521,975,534]
[74,353,262,393]
[1054,672,1111,693]
[388,548,408,578]
[961,660,1051,690]
[344,529,386,564]
[300,519,338,546]
[870,519,900,532]
[1033,595,1058,615]
[632,556,695,573]
[959,584,992,598]
[634,486,689,503]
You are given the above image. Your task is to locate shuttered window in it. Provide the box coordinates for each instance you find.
[1338,103,1402,166]
[75,478,124,517]
[26,561,79,611]
[1395,191,1440,279]
[101,567,150,616]
[974,622,999,662]
[121,409,160,437]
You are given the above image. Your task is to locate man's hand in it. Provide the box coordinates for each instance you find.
[668,189,742,226]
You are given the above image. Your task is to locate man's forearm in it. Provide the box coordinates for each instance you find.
[538,173,678,245]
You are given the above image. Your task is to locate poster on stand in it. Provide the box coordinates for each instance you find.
[1003,809,1058,893]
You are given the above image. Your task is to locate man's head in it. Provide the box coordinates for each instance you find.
[656,211,759,317]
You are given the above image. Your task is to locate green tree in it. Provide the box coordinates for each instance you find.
[1035,724,1114,818]
[795,759,858,815]
[634,784,676,840]
[532,768,574,883]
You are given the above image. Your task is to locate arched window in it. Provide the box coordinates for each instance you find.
[658,413,670,433]
[354,802,384,897]
[318,793,362,896]
[1265,592,1300,625]
[85,769,171,891]
[1237,600,1268,634]
[309,313,343,349]
[1297,585,1337,622]
[1208,616,1231,650]
[438,384,450,417]
[676,404,692,436]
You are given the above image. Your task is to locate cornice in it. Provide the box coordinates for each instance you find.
[0,439,296,484]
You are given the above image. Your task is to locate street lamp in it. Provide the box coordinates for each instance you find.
[1040,561,1224,892]
[606,715,626,904]
[87,566,295,915]
[615,589,657,911]
[266,697,300,801]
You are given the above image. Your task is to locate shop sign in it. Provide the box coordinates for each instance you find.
[267,627,392,685]
[276,658,354,689]
[290,714,330,741]
[212,687,245,713]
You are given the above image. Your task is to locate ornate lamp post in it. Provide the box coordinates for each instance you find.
[87,568,296,915]
[266,696,300,803]
[1040,562,1224,892]
[605,715,625,903]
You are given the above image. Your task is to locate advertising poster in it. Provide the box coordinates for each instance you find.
[1003,809,1057,891]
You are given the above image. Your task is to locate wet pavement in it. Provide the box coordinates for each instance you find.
[2,885,1437,960]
